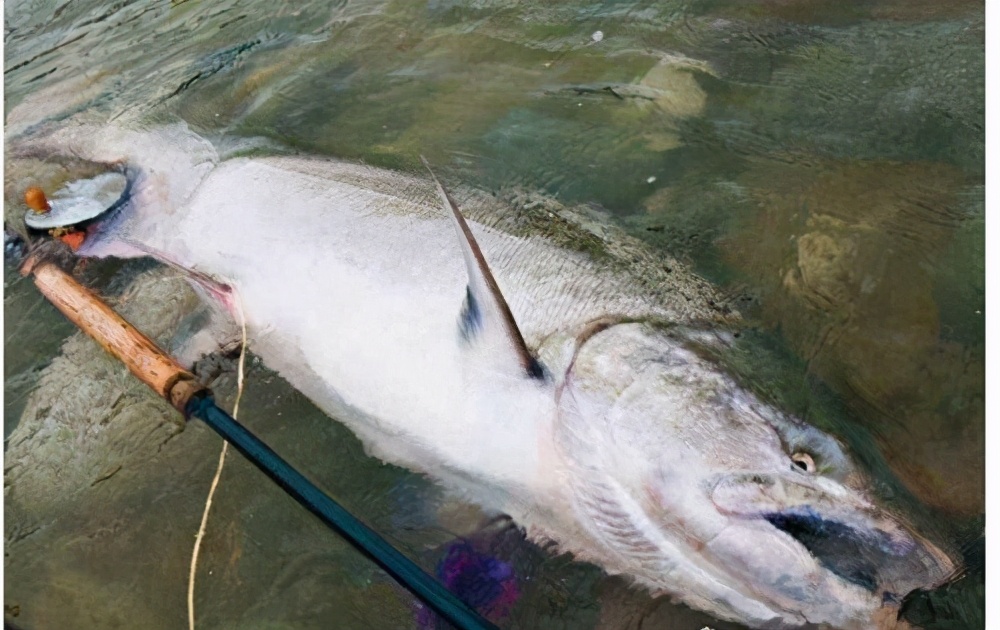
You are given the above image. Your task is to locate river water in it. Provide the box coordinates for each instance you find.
[4,1,984,629]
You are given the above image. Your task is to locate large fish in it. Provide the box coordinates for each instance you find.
[16,122,955,629]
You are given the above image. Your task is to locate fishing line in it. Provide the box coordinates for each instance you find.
[187,294,247,630]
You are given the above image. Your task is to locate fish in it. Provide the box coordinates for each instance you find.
[14,121,957,629]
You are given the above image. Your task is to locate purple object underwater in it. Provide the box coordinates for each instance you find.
[417,540,520,629]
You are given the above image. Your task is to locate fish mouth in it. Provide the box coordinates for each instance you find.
[765,510,901,596]
[712,474,958,600]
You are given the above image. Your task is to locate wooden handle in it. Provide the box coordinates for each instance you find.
[21,256,208,415]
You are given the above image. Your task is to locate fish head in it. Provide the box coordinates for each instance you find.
[552,321,957,628]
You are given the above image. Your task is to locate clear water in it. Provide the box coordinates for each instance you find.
[4,1,983,628]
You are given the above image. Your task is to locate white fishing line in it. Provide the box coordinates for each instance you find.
[188,294,248,630]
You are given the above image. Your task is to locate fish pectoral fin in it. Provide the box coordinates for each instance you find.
[421,156,545,380]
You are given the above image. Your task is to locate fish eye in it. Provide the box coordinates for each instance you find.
[791,452,816,473]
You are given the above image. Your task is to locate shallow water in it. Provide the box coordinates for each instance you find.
[4,0,984,629]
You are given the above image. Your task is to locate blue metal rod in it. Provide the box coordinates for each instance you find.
[185,394,498,630]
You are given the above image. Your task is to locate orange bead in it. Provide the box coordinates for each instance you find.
[25,187,51,212]
[59,231,86,251]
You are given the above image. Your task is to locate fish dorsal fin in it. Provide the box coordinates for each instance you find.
[421,156,545,380]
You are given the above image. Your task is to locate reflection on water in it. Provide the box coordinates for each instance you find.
[4,0,983,628]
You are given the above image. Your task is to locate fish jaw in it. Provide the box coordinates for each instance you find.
[711,471,957,604]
